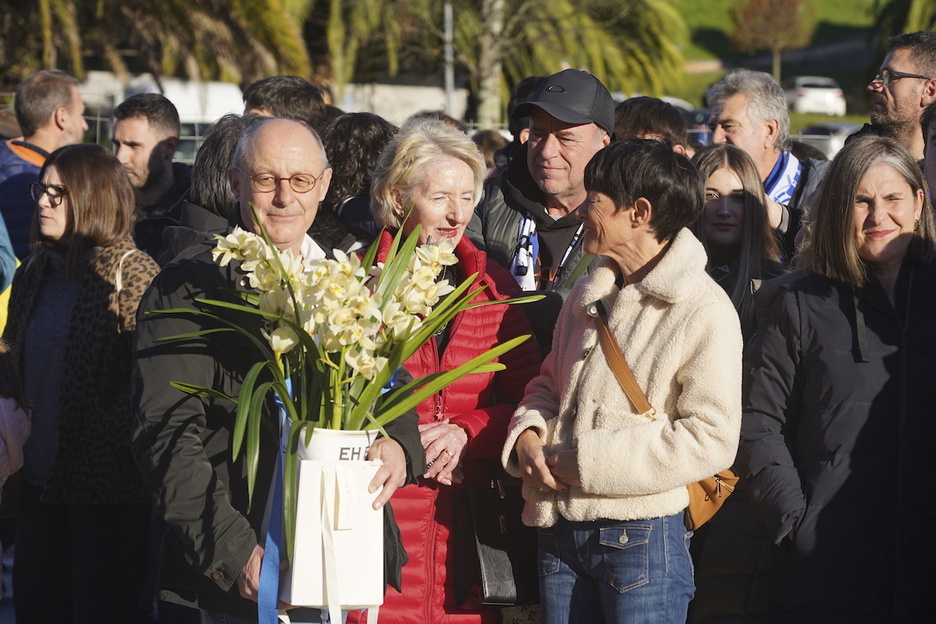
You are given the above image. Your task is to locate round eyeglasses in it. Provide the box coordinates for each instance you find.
[29,182,68,207]
[241,171,327,194]
[870,68,933,87]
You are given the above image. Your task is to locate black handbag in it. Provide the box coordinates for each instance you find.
[454,469,540,606]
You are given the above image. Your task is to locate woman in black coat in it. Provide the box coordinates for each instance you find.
[738,135,936,622]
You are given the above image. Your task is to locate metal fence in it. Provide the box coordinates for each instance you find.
[2,91,207,164]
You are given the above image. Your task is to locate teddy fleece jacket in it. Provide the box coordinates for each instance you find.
[502,228,743,527]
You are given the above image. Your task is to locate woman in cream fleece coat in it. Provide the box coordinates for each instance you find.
[502,140,743,624]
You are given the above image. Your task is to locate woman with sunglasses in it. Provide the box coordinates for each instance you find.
[4,142,160,623]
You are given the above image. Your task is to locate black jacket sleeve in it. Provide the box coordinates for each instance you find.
[131,256,261,593]
[737,286,808,544]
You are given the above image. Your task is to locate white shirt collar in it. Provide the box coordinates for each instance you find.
[299,234,326,265]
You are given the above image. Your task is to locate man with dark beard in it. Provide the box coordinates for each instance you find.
[857,31,936,160]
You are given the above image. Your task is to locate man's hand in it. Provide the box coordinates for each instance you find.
[236,544,264,602]
[515,429,566,492]
[367,437,407,509]
[235,543,294,609]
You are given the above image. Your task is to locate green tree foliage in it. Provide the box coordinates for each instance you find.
[729,0,815,81]
[2,0,688,127]
[0,0,310,86]
[455,0,689,126]
[320,0,688,125]
[874,0,936,35]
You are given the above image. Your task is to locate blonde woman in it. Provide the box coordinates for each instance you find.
[346,119,543,624]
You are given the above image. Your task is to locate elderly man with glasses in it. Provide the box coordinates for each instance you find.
[131,117,422,624]
[855,31,936,160]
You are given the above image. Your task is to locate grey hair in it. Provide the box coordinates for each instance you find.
[708,70,790,151]
[888,31,936,76]
[14,70,80,138]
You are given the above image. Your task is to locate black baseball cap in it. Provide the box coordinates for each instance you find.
[512,69,614,136]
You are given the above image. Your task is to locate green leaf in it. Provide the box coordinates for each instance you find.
[376,362,504,414]
[282,417,307,561]
[244,379,274,507]
[233,361,269,459]
[150,305,274,361]
[373,224,422,300]
[463,293,546,308]
[154,327,236,342]
[357,226,385,280]
[344,272,515,429]
[368,335,530,428]
[168,381,235,403]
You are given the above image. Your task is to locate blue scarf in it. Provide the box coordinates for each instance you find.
[763,150,802,206]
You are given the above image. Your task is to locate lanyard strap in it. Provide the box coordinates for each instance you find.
[511,212,583,290]
[258,448,283,624]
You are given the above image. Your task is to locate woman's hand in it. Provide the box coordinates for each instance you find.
[546,450,581,487]
[515,429,566,493]
[767,199,783,230]
[419,420,468,486]
[367,437,408,509]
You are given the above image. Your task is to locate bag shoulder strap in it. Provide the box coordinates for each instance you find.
[113,248,138,334]
[115,248,137,294]
[589,299,655,418]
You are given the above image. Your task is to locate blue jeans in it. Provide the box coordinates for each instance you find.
[537,513,694,624]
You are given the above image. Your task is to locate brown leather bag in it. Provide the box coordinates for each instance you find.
[684,470,739,530]
[589,299,737,531]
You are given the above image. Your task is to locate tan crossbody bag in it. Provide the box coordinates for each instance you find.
[588,299,738,531]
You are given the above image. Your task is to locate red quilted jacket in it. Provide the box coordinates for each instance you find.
[347,232,543,624]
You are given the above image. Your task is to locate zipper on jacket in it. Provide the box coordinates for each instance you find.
[434,393,444,421]
[893,267,912,618]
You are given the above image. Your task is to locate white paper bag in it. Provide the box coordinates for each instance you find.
[280,459,384,614]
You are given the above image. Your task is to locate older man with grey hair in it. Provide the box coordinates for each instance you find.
[132,117,421,623]
[708,70,827,256]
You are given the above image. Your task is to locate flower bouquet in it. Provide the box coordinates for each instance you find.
[163,219,539,562]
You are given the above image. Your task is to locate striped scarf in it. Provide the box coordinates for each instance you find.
[763,150,801,206]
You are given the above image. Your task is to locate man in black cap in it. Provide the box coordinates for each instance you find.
[467,69,612,295]
[466,69,613,355]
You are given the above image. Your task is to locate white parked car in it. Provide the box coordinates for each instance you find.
[783,76,847,116]
[795,122,862,159]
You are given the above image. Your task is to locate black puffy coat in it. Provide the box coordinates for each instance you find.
[738,259,936,622]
